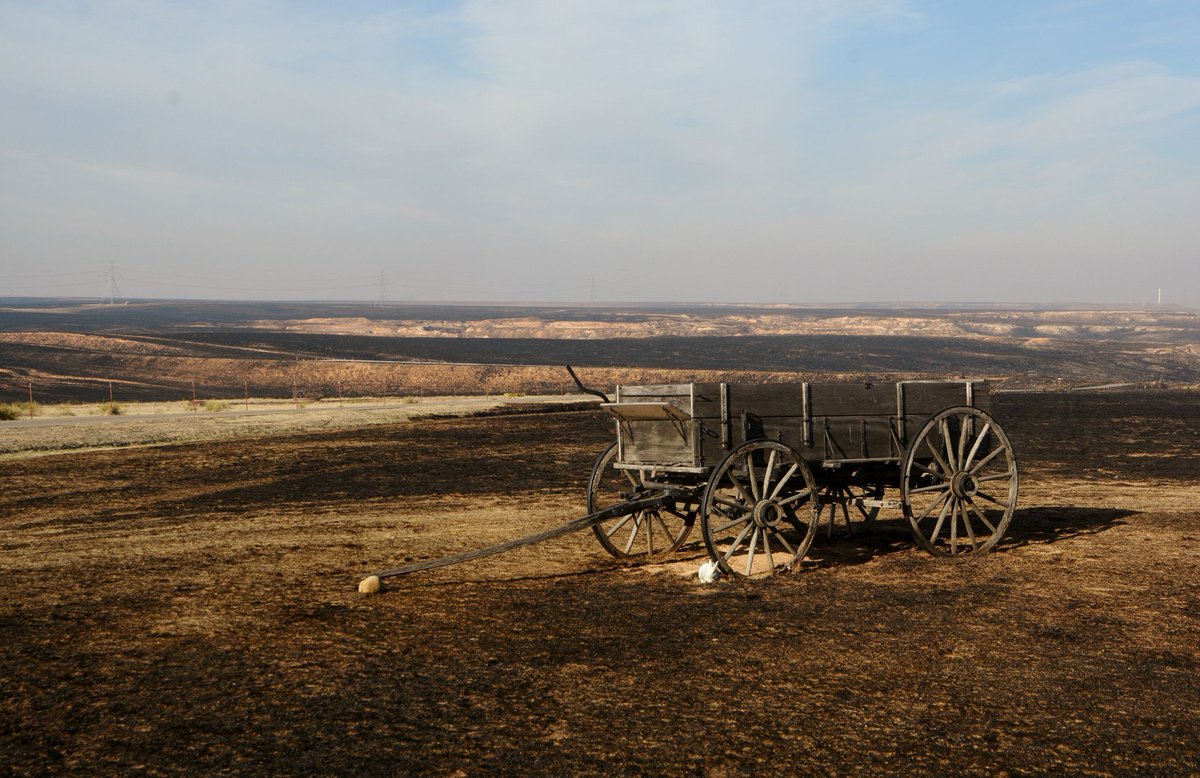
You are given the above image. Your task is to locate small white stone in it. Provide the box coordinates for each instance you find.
[358,575,382,594]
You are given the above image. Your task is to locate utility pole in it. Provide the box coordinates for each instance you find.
[589,274,596,304]
[105,262,121,305]
[377,271,387,308]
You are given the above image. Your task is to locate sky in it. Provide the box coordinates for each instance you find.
[1,0,1198,305]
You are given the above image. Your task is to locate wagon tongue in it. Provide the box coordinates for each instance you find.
[359,493,676,590]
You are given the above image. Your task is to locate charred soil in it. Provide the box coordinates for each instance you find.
[2,391,1200,774]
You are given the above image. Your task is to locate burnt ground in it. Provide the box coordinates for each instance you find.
[2,391,1200,775]
[3,300,1200,402]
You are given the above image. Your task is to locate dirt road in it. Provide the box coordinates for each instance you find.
[2,391,1199,774]
[0,394,593,457]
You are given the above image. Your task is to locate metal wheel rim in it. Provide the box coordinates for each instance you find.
[700,440,818,578]
[587,442,695,561]
[901,406,1019,557]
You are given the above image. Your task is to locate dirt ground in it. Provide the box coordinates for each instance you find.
[0,395,594,457]
[2,391,1199,775]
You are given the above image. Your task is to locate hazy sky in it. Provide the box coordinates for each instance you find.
[2,1,1198,305]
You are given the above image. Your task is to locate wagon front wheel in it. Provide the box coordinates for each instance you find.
[701,440,819,578]
[587,442,695,561]
[902,406,1018,556]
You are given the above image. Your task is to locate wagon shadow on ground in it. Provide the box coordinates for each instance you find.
[369,508,1139,589]
[799,506,1137,569]
[1000,505,1138,549]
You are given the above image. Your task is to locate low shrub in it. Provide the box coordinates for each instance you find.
[0,401,38,420]
[204,399,230,412]
[101,401,123,416]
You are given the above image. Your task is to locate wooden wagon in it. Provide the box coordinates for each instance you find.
[363,376,1019,589]
[589,380,1019,578]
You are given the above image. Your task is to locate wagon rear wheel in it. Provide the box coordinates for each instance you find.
[587,442,696,561]
[902,406,1018,556]
[700,440,819,578]
[817,480,883,537]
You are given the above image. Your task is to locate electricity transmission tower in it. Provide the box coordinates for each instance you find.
[105,262,121,305]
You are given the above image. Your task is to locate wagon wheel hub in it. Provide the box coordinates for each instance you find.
[950,470,979,499]
[753,500,785,528]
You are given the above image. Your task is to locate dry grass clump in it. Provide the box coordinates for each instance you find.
[0,401,37,420]
[100,401,123,416]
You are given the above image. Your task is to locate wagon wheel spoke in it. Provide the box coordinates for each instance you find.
[762,450,777,499]
[604,513,634,538]
[959,500,979,550]
[923,435,954,480]
[973,490,1009,509]
[775,488,813,507]
[761,526,775,571]
[712,513,752,535]
[746,457,761,501]
[853,490,876,521]
[766,525,797,559]
[713,495,747,512]
[976,471,1017,483]
[910,482,952,495]
[917,489,951,522]
[721,522,755,563]
[744,527,760,577]
[964,423,991,469]
[728,475,756,506]
[588,442,695,562]
[768,464,799,500]
[623,514,643,555]
[964,497,998,534]
[910,462,949,482]
[662,503,698,522]
[926,496,953,547]
[949,499,959,554]
[969,445,1006,475]
[821,489,837,537]
[940,418,958,470]
[957,414,970,473]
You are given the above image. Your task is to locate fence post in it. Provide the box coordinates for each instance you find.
[28,380,34,419]
[244,380,249,411]
[192,380,197,412]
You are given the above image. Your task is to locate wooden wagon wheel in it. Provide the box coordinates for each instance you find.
[817,480,884,537]
[700,440,819,578]
[587,442,696,561]
[901,406,1018,556]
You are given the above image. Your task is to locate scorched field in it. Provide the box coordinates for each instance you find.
[2,390,1200,775]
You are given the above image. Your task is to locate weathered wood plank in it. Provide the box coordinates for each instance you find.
[615,380,994,467]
